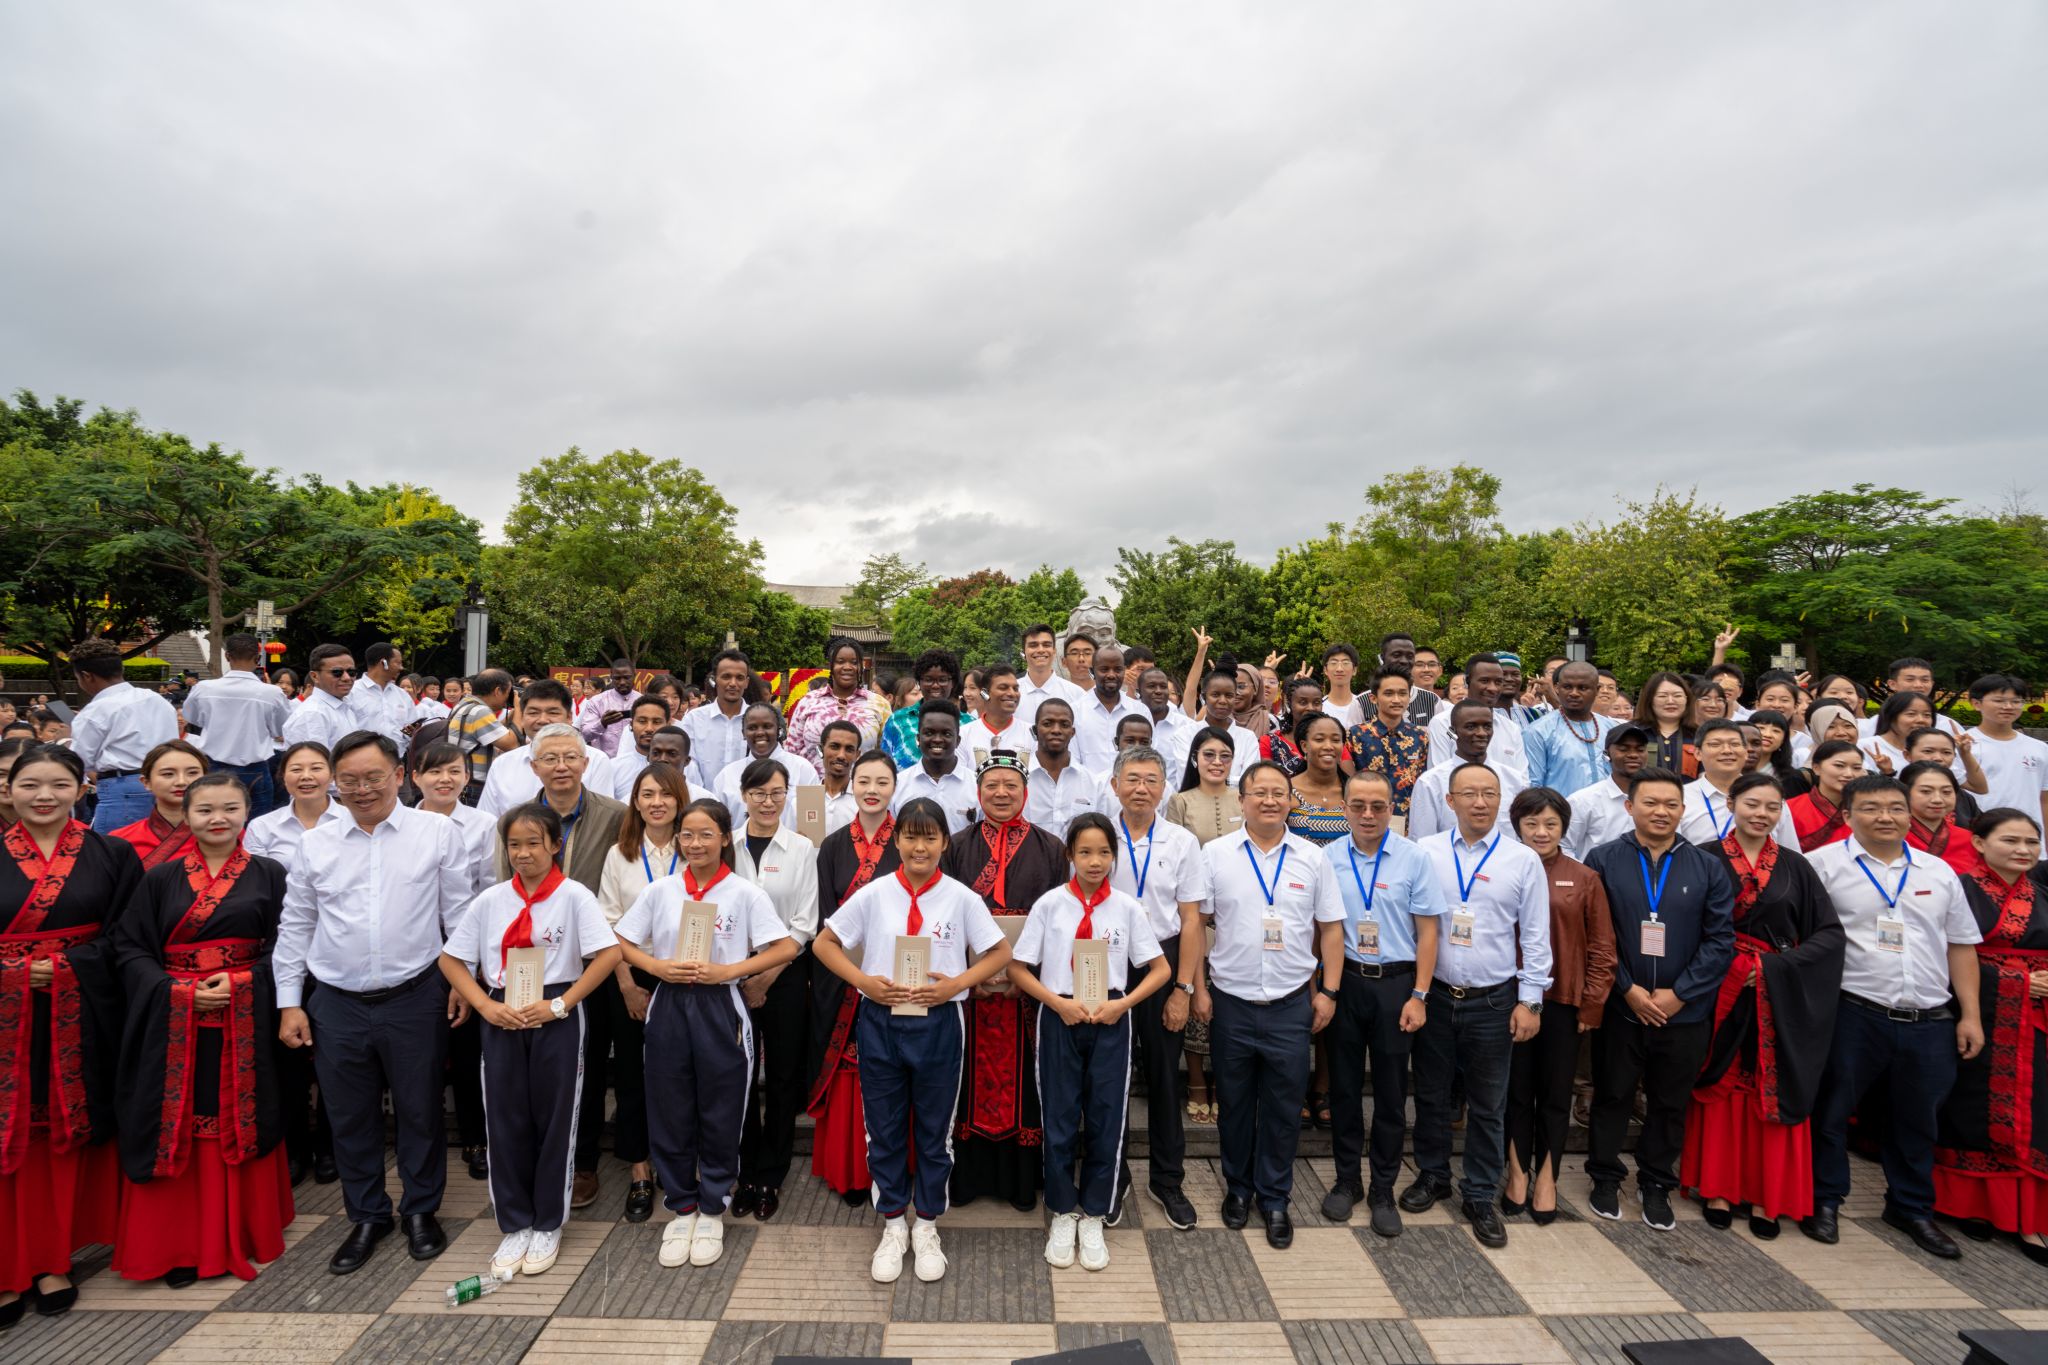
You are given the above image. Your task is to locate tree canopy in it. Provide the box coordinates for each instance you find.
[889,566,1085,666]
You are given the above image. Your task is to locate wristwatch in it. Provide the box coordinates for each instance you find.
[1316,983,1340,1000]
[1523,1000,1544,1014]
[1409,988,1429,1003]
[1173,981,1195,995]
[549,997,568,1021]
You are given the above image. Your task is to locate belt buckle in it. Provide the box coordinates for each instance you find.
[1357,963,1383,979]
[1887,1006,1918,1023]
[1445,983,1470,1000]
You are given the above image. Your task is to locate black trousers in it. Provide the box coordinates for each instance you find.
[1211,984,1313,1213]
[576,974,652,1169]
[1125,936,1187,1194]
[739,953,811,1192]
[1412,982,1516,1205]
[1588,1013,1711,1192]
[645,981,751,1216]
[481,985,585,1233]
[1039,999,1134,1217]
[447,1012,486,1147]
[276,1035,331,1164]
[1812,1000,1957,1216]
[1326,965,1416,1195]
[1505,1005,1580,1182]
[304,969,449,1224]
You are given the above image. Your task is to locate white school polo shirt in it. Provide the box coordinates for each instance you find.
[1014,883,1163,997]
[824,872,1006,1004]
[444,877,617,990]
[615,871,790,967]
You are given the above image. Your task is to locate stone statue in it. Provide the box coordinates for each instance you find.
[1058,597,1121,661]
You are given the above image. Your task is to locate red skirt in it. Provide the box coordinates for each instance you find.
[0,1137,122,1292]
[1682,1091,1814,1220]
[1934,1166,2048,1236]
[810,1069,872,1196]
[111,1140,294,1282]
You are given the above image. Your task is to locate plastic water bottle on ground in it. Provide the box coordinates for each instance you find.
[444,1273,500,1307]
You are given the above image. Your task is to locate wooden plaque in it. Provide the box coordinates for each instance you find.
[676,901,716,965]
[1072,939,1110,1009]
[794,785,827,847]
[893,934,930,1016]
[503,947,546,1012]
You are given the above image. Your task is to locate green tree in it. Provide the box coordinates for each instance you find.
[843,552,931,628]
[1108,538,1269,676]
[1727,485,2048,694]
[1541,489,1731,685]
[287,484,482,661]
[890,566,1085,666]
[1260,531,1342,668]
[484,447,762,677]
[739,585,835,668]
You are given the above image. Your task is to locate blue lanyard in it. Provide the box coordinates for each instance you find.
[641,842,678,882]
[1452,836,1499,903]
[1120,815,1154,900]
[1347,836,1388,917]
[1858,848,1913,910]
[1703,792,1732,839]
[1244,841,1288,907]
[1638,847,1672,919]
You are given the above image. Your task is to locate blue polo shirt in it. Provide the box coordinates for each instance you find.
[1323,830,1448,965]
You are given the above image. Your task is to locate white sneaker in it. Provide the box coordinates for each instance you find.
[911,1218,947,1282]
[522,1227,562,1275]
[659,1214,697,1268]
[1077,1216,1109,1272]
[689,1214,725,1267]
[1044,1212,1079,1268]
[871,1217,910,1283]
[490,1229,532,1280]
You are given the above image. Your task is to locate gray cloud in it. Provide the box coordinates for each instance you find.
[3,1,2043,596]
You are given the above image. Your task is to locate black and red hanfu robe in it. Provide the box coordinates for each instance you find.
[806,816,901,1196]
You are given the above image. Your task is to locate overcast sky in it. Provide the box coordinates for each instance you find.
[4,2,2044,596]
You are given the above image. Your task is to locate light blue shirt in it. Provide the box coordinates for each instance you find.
[1324,831,1447,965]
[1521,710,1616,797]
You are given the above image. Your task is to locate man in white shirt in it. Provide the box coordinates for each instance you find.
[348,641,419,756]
[1071,645,1142,776]
[1014,623,1088,732]
[1320,643,1365,730]
[681,649,755,781]
[1803,775,1983,1258]
[1427,654,1524,770]
[1408,702,1527,843]
[813,720,864,836]
[1136,667,1196,769]
[607,696,685,801]
[1858,658,1966,745]
[1566,725,1652,860]
[273,731,476,1274]
[713,703,823,830]
[282,643,359,755]
[1201,761,1347,1249]
[1023,698,1101,834]
[1967,673,2048,840]
[181,632,292,813]
[1404,761,1551,1249]
[891,698,977,833]
[1680,720,1800,848]
[959,664,1036,766]
[478,682,617,817]
[68,638,179,831]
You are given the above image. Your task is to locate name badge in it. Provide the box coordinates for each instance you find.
[1641,920,1666,958]
[1449,911,1475,948]
[1261,916,1285,951]
[1877,917,1907,953]
[1356,919,1379,957]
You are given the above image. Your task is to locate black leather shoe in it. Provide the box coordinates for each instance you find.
[1367,1188,1403,1239]
[0,1297,23,1331]
[841,1189,869,1208]
[1263,1206,1294,1249]
[463,1145,489,1181]
[1882,1208,1961,1260]
[1221,1192,1251,1229]
[1464,1199,1508,1248]
[1799,1205,1840,1245]
[1321,1181,1362,1222]
[289,1154,310,1187]
[624,1180,656,1224]
[754,1187,781,1222]
[313,1152,339,1185]
[1961,1218,1996,1243]
[2022,1238,2048,1266]
[1399,1177,1450,1214]
[402,1213,447,1261]
[329,1220,391,1274]
[731,1184,759,1218]
[164,1266,200,1289]
[29,1279,77,1317]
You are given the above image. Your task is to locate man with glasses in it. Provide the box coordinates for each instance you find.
[282,643,360,751]
[274,731,477,1275]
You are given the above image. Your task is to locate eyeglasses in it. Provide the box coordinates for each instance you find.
[744,788,788,802]
[334,769,397,793]
[326,667,357,678]
[532,752,583,769]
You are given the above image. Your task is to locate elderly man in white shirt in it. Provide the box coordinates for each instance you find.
[67,638,180,831]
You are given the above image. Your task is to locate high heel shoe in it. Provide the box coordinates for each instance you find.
[1529,1203,1558,1226]
[1499,1187,1529,1217]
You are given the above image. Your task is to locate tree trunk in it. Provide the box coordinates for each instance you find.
[205,554,226,675]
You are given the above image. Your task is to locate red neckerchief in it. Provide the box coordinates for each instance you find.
[972,817,1030,909]
[1911,817,1952,858]
[848,815,895,896]
[502,865,565,977]
[3,820,85,934]
[1069,877,1110,940]
[171,844,250,943]
[1973,868,2037,946]
[897,866,941,935]
[683,861,731,900]
[1720,832,1778,922]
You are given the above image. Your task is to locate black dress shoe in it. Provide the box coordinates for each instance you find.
[1463,1199,1508,1248]
[313,1152,339,1185]
[1263,1206,1294,1249]
[329,1220,391,1274]
[289,1154,310,1187]
[2022,1237,2048,1266]
[463,1145,489,1181]
[1703,1204,1733,1230]
[1399,1177,1450,1214]
[624,1180,656,1224]
[1882,1208,1961,1260]
[1221,1192,1251,1229]
[29,1280,77,1317]
[731,1184,759,1218]
[402,1213,447,1261]
[0,1297,23,1331]
[1321,1181,1362,1222]
[1499,1189,1529,1217]
[841,1189,869,1208]
[754,1187,781,1222]
[1961,1217,1996,1243]
[1529,1205,1559,1227]
[1799,1205,1840,1245]
[1367,1189,1403,1239]
[164,1266,200,1289]
[1749,1214,1781,1240]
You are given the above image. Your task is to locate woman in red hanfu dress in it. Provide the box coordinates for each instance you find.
[111,772,293,1285]
[109,740,208,871]
[1901,761,1986,883]
[0,745,141,1329]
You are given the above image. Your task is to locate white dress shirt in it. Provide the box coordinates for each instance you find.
[181,670,291,766]
[1201,827,1347,1002]
[436,801,500,898]
[1426,707,1525,771]
[681,703,750,783]
[1071,693,1144,776]
[280,689,355,754]
[244,800,348,879]
[70,681,179,774]
[892,761,980,833]
[610,747,712,802]
[821,786,858,837]
[1406,761,1528,844]
[273,804,475,1006]
[599,839,681,926]
[1024,760,1103,835]
[1812,838,1980,1010]
[1679,778,1799,848]
[477,740,618,818]
[1418,829,1553,1006]
[1565,779,1635,861]
[1015,883,1164,996]
[734,824,822,944]
[824,872,1007,1003]
[443,877,616,990]
[1106,812,1212,943]
[960,715,1037,767]
[348,677,417,754]
[714,747,823,831]
[413,696,452,722]
[1015,672,1089,731]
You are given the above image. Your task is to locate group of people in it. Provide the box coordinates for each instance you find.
[4,621,2048,1328]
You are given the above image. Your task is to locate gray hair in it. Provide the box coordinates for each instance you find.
[1112,744,1168,780]
[529,723,583,752]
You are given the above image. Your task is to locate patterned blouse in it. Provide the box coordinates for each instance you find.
[1287,785,1349,845]
[787,685,883,765]
[1347,716,1431,816]
[881,702,922,770]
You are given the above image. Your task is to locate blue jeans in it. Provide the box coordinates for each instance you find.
[215,760,278,816]
[89,773,153,832]
[1412,981,1516,1205]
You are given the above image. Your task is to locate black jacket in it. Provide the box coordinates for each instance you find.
[1585,832,1735,1025]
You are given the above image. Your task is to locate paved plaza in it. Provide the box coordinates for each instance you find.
[5,1142,2046,1365]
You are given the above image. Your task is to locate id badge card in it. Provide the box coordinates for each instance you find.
[1641,919,1666,958]
[1355,918,1379,957]
[1261,916,1285,951]
[1449,911,1475,949]
[1877,916,1907,953]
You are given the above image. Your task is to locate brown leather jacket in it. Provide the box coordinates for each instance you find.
[1539,850,1618,1026]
